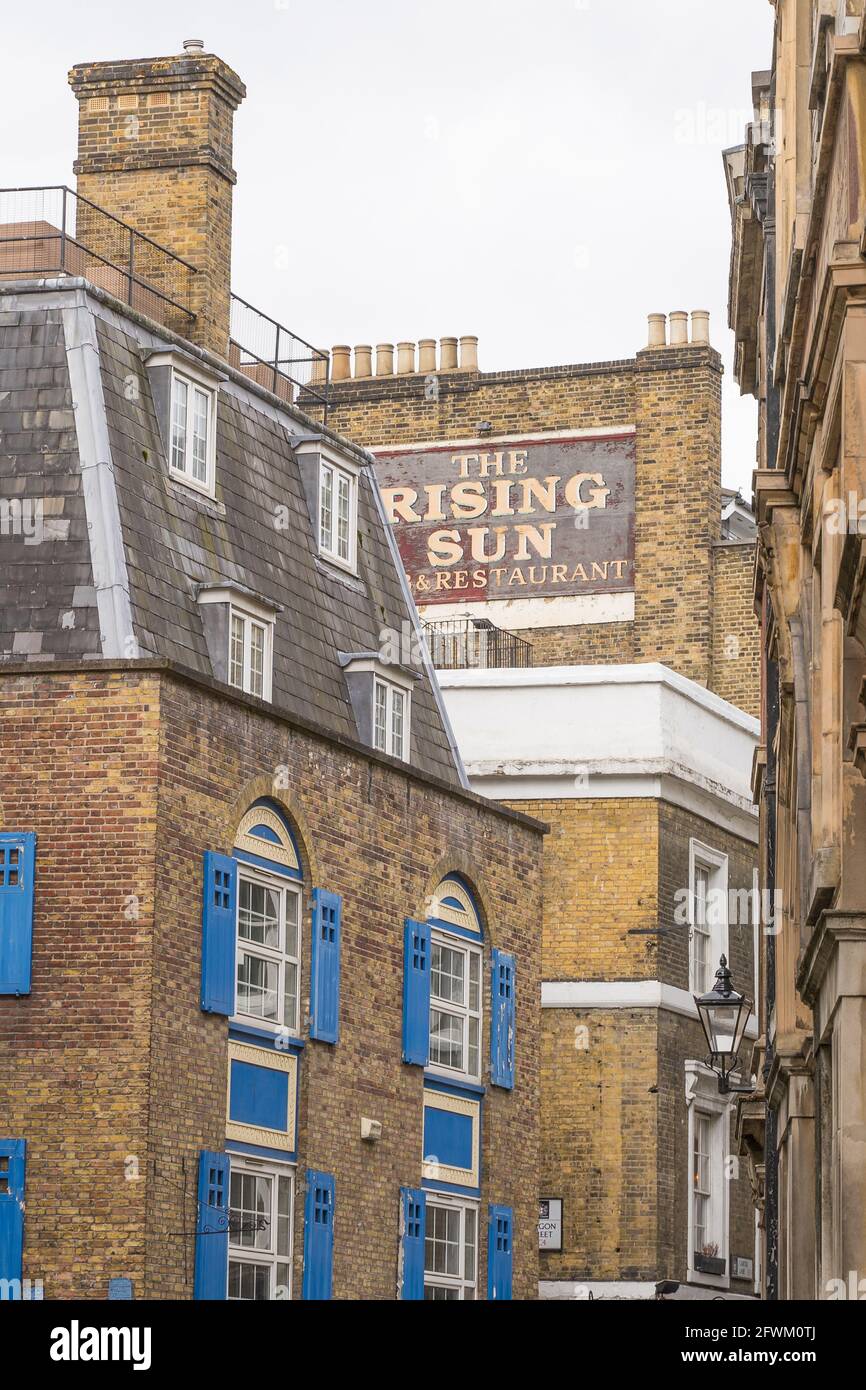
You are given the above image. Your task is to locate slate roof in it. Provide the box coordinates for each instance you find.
[0,306,102,659]
[0,283,464,788]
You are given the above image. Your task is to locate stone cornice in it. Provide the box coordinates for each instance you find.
[766,1038,813,1112]
[797,909,866,1006]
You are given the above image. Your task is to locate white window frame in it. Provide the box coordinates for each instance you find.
[167,365,217,497]
[373,675,411,761]
[318,454,358,571]
[233,866,302,1036]
[228,603,274,702]
[688,840,729,995]
[685,1060,731,1290]
[227,1157,294,1301]
[423,1196,478,1301]
[427,929,483,1084]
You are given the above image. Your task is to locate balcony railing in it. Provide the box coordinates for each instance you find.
[229,294,330,421]
[423,617,533,671]
[0,189,331,419]
[0,185,196,332]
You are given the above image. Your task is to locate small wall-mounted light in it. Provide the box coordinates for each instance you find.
[477,421,493,433]
[360,1117,382,1143]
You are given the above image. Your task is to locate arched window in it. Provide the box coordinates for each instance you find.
[427,875,483,1083]
[232,801,303,1034]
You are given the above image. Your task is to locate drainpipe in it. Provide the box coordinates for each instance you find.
[764,649,779,1302]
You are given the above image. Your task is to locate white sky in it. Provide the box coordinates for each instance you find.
[3,0,774,494]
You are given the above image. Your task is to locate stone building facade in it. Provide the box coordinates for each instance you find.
[0,45,544,1301]
[322,318,763,1297]
[725,0,866,1301]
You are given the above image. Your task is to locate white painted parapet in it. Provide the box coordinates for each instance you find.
[436,662,759,838]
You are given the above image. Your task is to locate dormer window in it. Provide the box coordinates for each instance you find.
[373,676,409,761]
[171,372,214,489]
[229,604,273,701]
[145,350,223,499]
[293,439,362,576]
[197,584,279,703]
[319,458,357,569]
[339,654,418,763]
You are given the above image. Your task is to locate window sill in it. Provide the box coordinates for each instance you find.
[424,1071,485,1097]
[229,1020,305,1051]
[687,1270,731,1292]
[314,556,366,594]
[228,681,274,705]
[165,475,225,516]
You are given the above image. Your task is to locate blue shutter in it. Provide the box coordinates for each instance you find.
[0,832,36,996]
[310,890,342,1043]
[0,1139,25,1297]
[490,949,516,1089]
[402,919,431,1066]
[201,852,237,1016]
[399,1187,426,1300]
[302,1170,335,1300]
[193,1150,229,1301]
[487,1204,513,1301]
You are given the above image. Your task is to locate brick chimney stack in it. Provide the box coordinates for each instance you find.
[68,43,246,358]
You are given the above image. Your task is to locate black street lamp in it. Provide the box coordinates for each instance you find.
[694,955,755,1095]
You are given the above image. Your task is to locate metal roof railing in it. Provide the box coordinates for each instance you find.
[0,185,197,331]
[229,294,329,421]
[423,616,534,671]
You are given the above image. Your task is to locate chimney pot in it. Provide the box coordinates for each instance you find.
[440,336,458,370]
[459,335,479,371]
[647,313,667,349]
[418,338,437,373]
[354,344,373,379]
[376,343,394,376]
[331,345,351,382]
[669,311,689,347]
[396,341,416,375]
[690,310,710,346]
[183,39,205,53]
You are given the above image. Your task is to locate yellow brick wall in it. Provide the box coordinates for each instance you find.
[540,1008,659,1282]
[711,542,761,717]
[0,666,543,1300]
[513,797,660,1282]
[513,792,757,1287]
[511,798,660,981]
[0,670,160,1297]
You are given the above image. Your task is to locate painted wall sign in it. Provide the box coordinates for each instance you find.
[374,432,635,606]
[539,1197,563,1251]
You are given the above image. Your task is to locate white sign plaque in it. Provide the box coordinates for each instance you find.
[538,1198,563,1251]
